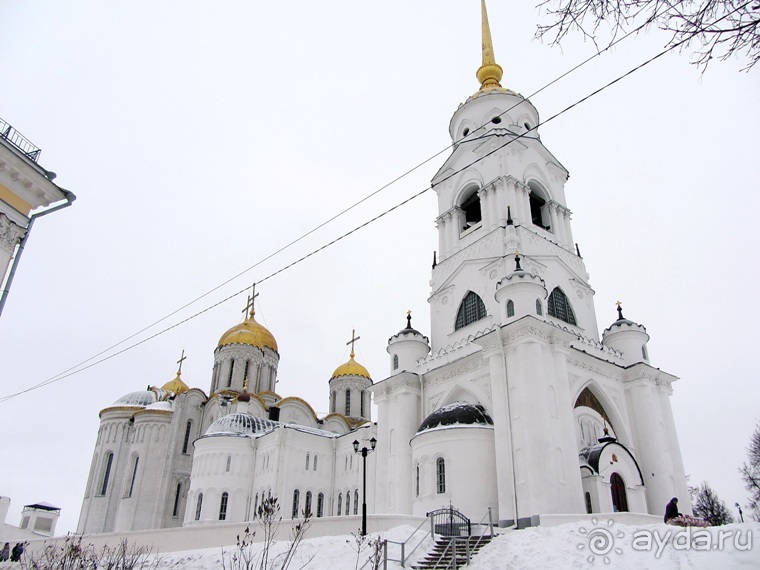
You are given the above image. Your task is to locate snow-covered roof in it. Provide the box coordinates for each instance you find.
[417,401,494,433]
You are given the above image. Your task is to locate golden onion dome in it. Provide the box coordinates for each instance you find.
[161,371,190,395]
[218,310,278,352]
[331,353,371,380]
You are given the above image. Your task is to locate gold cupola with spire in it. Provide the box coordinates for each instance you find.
[331,329,371,379]
[161,350,190,394]
[218,304,278,352]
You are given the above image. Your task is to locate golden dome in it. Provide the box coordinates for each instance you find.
[161,372,190,394]
[218,310,278,352]
[331,354,371,379]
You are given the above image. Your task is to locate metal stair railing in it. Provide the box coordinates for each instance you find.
[414,507,495,570]
[381,515,432,569]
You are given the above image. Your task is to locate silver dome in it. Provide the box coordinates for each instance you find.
[205,413,278,437]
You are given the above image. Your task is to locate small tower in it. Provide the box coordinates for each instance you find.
[211,285,279,395]
[19,502,61,537]
[387,311,430,375]
[601,302,651,366]
[329,330,372,422]
[494,251,548,323]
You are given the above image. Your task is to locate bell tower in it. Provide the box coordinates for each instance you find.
[428,0,598,352]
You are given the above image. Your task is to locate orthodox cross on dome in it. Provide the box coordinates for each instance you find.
[514,249,522,271]
[243,283,259,318]
[176,349,187,374]
[476,0,504,91]
[615,300,624,320]
[346,329,361,358]
[406,309,413,328]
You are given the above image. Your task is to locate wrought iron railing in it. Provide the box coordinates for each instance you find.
[0,117,41,163]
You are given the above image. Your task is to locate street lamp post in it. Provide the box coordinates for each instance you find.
[353,437,377,536]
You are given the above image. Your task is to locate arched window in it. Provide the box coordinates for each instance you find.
[415,464,420,497]
[306,453,310,470]
[292,490,300,519]
[313,454,318,471]
[305,491,312,517]
[227,361,234,387]
[254,493,259,519]
[547,288,577,326]
[642,345,649,360]
[182,420,192,454]
[127,455,139,497]
[337,494,342,516]
[243,360,249,382]
[172,483,182,517]
[393,354,399,370]
[195,493,203,521]
[610,473,629,512]
[460,190,482,230]
[345,390,351,416]
[317,493,324,517]
[354,490,359,515]
[226,455,231,472]
[528,187,551,231]
[584,492,592,514]
[219,492,228,520]
[345,492,351,516]
[536,299,543,316]
[436,457,446,494]
[455,292,487,330]
[361,394,365,418]
[507,299,515,318]
[100,452,114,496]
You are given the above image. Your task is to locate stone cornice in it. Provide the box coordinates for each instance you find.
[0,213,25,252]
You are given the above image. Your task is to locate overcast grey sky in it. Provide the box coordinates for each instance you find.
[1,1,758,534]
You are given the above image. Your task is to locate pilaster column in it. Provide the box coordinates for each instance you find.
[484,345,516,525]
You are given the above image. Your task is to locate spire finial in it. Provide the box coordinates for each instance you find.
[615,300,624,321]
[514,249,522,271]
[346,329,361,358]
[406,310,413,329]
[476,0,504,92]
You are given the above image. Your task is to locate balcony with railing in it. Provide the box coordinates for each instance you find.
[0,117,42,163]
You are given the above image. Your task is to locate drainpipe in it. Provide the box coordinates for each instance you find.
[0,188,76,318]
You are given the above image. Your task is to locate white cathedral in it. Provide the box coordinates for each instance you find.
[77,2,690,535]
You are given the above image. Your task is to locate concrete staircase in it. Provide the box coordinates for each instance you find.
[412,535,493,569]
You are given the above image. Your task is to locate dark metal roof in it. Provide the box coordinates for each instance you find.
[417,401,494,433]
[578,440,644,485]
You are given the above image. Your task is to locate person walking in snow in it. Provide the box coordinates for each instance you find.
[9,542,24,562]
[0,542,9,561]
[664,497,681,523]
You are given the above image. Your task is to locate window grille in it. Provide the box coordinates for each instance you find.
[455,292,487,330]
[182,421,192,454]
[305,491,312,517]
[436,457,446,494]
[547,288,577,325]
[292,490,300,519]
[345,390,351,416]
[317,493,324,517]
[219,492,228,520]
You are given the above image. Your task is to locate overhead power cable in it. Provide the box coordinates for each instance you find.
[2,2,747,404]
[24,12,662,390]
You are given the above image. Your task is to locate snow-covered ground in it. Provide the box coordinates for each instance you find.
[155,520,759,569]
[4,520,757,569]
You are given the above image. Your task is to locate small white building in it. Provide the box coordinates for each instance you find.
[77,1,690,535]
[0,496,61,542]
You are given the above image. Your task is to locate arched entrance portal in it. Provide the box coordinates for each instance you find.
[610,473,629,512]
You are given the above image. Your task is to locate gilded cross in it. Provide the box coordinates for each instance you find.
[176,349,187,374]
[346,329,361,357]
[243,283,259,317]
